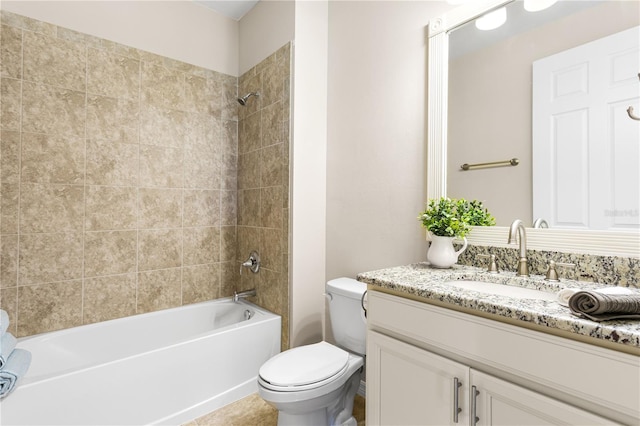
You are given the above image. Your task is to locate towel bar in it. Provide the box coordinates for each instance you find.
[461,158,519,171]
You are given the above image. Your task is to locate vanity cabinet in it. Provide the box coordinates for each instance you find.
[366,291,640,425]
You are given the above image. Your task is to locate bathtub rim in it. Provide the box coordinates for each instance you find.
[16,298,280,386]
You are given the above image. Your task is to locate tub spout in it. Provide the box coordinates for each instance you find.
[233,289,256,302]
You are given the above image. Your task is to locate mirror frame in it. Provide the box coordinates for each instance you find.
[427,0,640,258]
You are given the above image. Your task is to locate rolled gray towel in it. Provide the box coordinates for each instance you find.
[0,332,18,369]
[568,290,640,322]
[0,349,32,398]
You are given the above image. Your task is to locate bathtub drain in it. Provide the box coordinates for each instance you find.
[244,310,254,320]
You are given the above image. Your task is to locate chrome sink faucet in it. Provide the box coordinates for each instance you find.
[508,219,529,277]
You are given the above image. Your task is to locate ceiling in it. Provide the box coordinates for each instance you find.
[193,0,260,20]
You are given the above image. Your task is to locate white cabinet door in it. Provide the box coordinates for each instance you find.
[367,330,470,426]
[470,370,618,426]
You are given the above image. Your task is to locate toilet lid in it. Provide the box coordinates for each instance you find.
[259,342,349,387]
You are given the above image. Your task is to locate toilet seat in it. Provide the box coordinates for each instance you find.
[258,342,350,392]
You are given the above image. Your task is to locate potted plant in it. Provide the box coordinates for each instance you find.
[418,197,495,268]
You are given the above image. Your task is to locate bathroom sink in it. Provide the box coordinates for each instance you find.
[444,280,557,301]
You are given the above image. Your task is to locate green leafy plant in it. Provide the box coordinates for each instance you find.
[418,197,495,238]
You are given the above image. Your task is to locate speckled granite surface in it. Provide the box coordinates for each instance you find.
[357,263,640,350]
[458,245,640,288]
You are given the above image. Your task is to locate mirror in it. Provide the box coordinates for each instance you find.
[427,0,640,256]
[446,0,639,228]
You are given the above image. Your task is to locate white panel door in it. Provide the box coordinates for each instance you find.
[533,26,640,230]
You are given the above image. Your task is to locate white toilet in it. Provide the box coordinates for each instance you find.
[257,278,367,426]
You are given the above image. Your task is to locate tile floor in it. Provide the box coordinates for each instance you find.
[185,393,366,426]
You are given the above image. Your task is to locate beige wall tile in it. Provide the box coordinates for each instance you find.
[138,188,183,229]
[260,143,283,188]
[139,104,188,148]
[220,226,236,262]
[238,73,261,120]
[1,11,56,37]
[1,130,20,183]
[221,79,239,122]
[1,25,23,79]
[0,12,245,336]
[19,232,83,285]
[238,189,260,227]
[141,62,185,111]
[237,226,260,261]
[138,228,182,271]
[84,230,137,277]
[140,145,184,188]
[183,189,219,227]
[222,119,238,157]
[220,261,238,298]
[85,186,137,231]
[1,234,18,288]
[87,48,140,99]
[137,268,181,313]
[17,280,83,336]
[182,263,218,304]
[0,287,18,334]
[260,186,283,229]
[184,74,213,114]
[21,133,85,184]
[22,31,86,91]
[238,150,260,190]
[83,274,136,323]
[22,82,86,137]
[86,139,139,186]
[184,143,219,189]
[261,227,283,272]
[261,101,283,147]
[86,95,139,143]
[1,77,21,131]
[183,226,219,266]
[20,183,84,233]
[221,190,237,226]
[238,112,261,154]
[0,183,19,234]
[261,61,285,109]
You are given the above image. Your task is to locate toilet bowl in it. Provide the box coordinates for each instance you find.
[257,278,367,426]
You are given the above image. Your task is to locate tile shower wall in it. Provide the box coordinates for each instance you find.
[0,11,244,337]
[236,44,291,350]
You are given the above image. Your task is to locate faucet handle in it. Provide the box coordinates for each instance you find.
[545,260,576,282]
[478,254,499,274]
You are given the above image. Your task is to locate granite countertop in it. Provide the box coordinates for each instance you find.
[357,263,640,351]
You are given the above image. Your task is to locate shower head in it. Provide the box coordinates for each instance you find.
[237,92,260,106]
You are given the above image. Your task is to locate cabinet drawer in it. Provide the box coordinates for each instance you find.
[368,291,640,422]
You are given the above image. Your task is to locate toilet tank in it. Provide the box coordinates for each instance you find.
[326,278,367,356]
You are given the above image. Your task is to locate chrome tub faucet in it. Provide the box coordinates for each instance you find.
[233,288,257,302]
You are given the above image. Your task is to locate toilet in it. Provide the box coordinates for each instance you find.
[257,278,367,426]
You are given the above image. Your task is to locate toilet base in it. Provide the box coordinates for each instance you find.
[274,369,362,426]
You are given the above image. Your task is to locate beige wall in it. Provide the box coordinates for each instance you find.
[0,10,240,336]
[239,0,295,76]
[447,1,640,226]
[326,1,452,280]
[0,0,239,76]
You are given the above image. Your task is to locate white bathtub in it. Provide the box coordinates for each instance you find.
[0,299,281,426]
